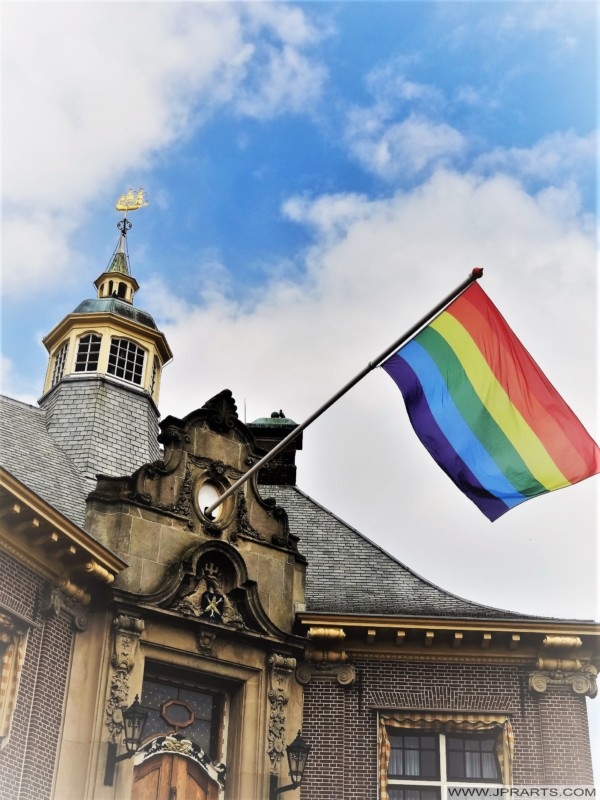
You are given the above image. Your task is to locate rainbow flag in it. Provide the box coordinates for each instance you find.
[382,283,600,521]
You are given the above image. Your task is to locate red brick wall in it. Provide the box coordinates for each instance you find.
[299,656,594,800]
[0,550,75,800]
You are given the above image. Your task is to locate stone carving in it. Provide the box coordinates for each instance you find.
[200,390,238,432]
[196,631,216,654]
[267,654,296,772]
[105,614,145,742]
[137,734,226,788]
[130,464,196,530]
[295,661,356,687]
[336,664,357,686]
[40,584,89,631]
[542,635,582,649]
[207,460,228,481]
[233,490,263,541]
[529,663,597,698]
[172,564,244,629]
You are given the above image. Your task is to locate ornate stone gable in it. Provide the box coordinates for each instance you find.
[89,390,302,555]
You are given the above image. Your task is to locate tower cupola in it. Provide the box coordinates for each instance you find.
[93,220,139,304]
[39,191,172,490]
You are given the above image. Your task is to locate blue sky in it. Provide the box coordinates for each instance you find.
[2,0,599,769]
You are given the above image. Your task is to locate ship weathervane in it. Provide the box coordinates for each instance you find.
[115,188,148,214]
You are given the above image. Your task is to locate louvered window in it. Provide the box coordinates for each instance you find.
[51,341,69,386]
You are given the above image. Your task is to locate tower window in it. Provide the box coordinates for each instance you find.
[117,282,127,299]
[74,333,101,373]
[51,341,69,387]
[108,337,145,385]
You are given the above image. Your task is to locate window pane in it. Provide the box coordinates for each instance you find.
[75,334,101,372]
[389,789,440,800]
[388,732,439,779]
[107,338,145,385]
[446,734,501,782]
[448,750,465,778]
[481,752,499,780]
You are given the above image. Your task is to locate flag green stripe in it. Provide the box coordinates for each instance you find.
[430,312,569,490]
[416,326,547,497]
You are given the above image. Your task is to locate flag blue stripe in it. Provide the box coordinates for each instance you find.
[383,354,512,521]
[387,341,529,512]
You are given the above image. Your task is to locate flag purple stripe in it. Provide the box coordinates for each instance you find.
[383,354,515,521]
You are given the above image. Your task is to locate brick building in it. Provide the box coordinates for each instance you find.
[0,221,598,800]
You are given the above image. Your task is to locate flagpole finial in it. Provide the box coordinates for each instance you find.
[471,267,484,279]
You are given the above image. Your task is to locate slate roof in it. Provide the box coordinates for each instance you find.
[264,484,542,621]
[0,394,88,529]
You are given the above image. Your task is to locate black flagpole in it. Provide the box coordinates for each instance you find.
[204,268,483,518]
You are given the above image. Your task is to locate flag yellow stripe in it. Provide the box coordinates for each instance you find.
[430,313,568,490]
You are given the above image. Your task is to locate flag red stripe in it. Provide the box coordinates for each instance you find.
[446,284,600,483]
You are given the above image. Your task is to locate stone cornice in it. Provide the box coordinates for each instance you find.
[297,612,600,636]
[296,612,600,666]
[0,467,127,591]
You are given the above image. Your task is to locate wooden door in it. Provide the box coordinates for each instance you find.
[131,753,220,800]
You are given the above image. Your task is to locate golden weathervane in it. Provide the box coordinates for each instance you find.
[115,188,148,214]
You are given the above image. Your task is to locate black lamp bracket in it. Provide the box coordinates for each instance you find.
[104,741,136,786]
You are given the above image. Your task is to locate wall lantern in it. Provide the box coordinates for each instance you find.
[104,695,150,785]
[269,730,311,799]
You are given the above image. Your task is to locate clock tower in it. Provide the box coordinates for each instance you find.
[38,194,172,491]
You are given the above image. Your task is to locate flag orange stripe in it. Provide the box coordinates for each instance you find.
[446,284,600,483]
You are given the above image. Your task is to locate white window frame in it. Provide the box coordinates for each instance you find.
[74,332,102,373]
[386,731,504,800]
[107,337,146,386]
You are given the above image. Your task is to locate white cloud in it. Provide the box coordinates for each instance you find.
[345,110,466,180]
[475,130,596,186]
[149,167,597,620]
[1,2,327,298]
[0,355,38,406]
[365,58,441,106]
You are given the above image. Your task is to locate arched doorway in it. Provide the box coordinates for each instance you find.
[132,752,220,800]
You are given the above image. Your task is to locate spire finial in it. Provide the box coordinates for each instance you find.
[106,189,149,276]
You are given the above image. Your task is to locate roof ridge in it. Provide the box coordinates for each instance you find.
[0,393,45,413]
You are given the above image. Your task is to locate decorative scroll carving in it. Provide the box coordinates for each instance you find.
[529,663,597,698]
[136,734,226,788]
[295,661,356,687]
[130,464,195,530]
[200,390,238,432]
[105,614,145,742]
[542,635,582,649]
[267,654,296,772]
[307,627,346,642]
[233,490,263,541]
[40,584,89,631]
